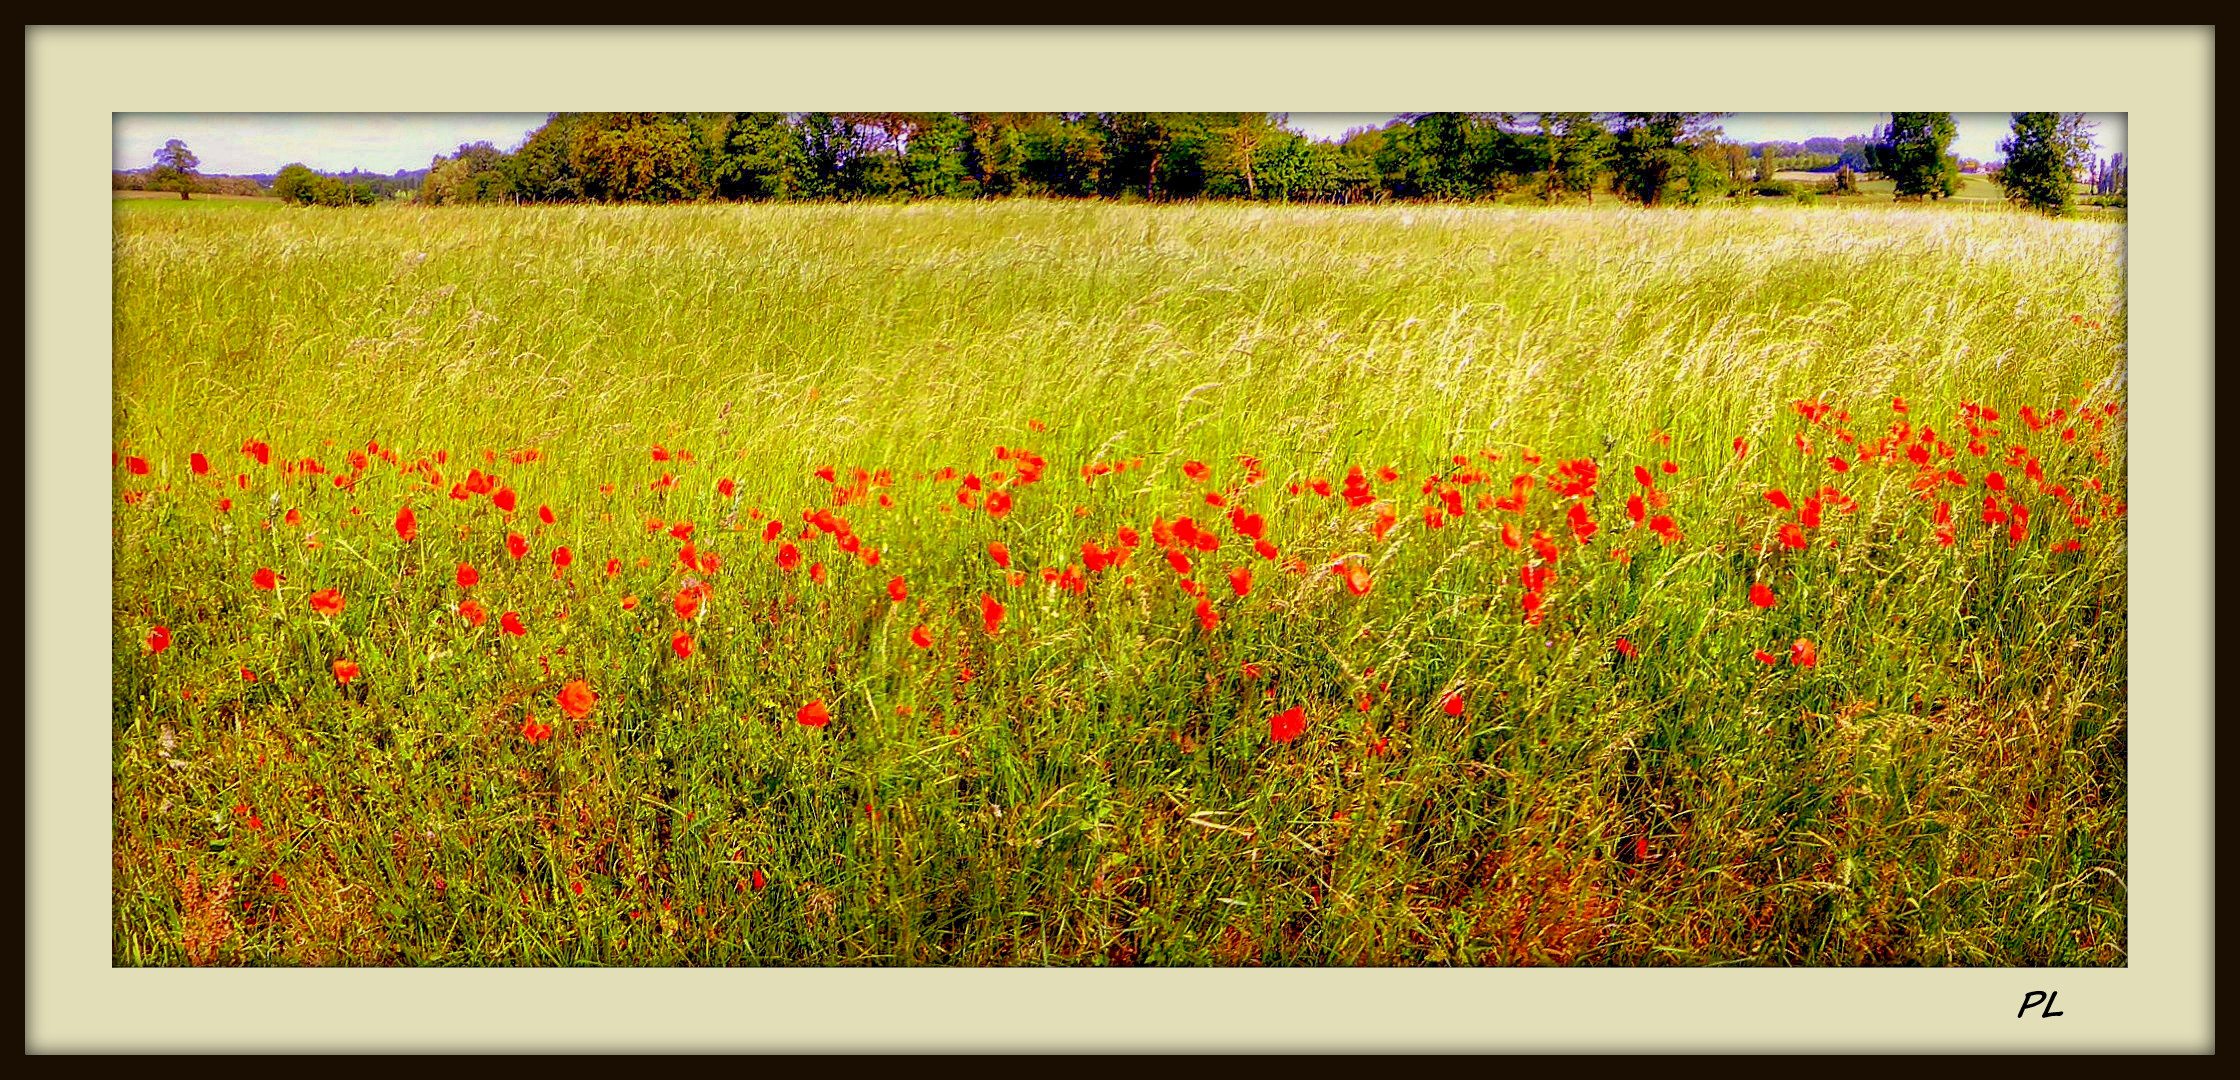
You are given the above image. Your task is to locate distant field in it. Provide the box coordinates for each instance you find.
[112,197,2127,967]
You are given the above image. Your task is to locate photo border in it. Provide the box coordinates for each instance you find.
[31,25,2211,1053]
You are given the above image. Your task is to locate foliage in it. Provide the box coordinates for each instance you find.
[1603,113,1728,207]
[149,139,200,200]
[1994,112,2079,217]
[1870,113,1961,200]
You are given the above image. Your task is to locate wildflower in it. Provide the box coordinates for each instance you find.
[674,587,703,620]
[989,542,1012,570]
[309,589,345,617]
[1614,638,1638,659]
[1228,565,1253,598]
[910,624,933,649]
[557,679,597,719]
[521,716,553,744]
[619,595,638,612]
[1750,583,1776,609]
[459,598,488,627]
[507,533,529,560]
[717,477,736,498]
[552,547,572,570]
[1195,597,1219,632]
[253,567,280,591]
[1270,706,1306,745]
[672,633,694,659]
[888,577,908,602]
[455,564,479,589]
[146,626,171,654]
[986,490,1013,518]
[798,699,831,728]
[981,593,1005,636]
[1790,639,1818,668]
[500,611,527,637]
[333,659,360,684]
[776,543,802,572]
[1242,663,1263,680]
[1165,548,1192,576]
[1648,516,1679,544]
[493,487,518,513]
[1339,562,1372,596]
[1754,649,1779,665]
[1778,523,1807,550]
[1441,692,1465,717]
[1183,461,1210,482]
[1253,538,1280,560]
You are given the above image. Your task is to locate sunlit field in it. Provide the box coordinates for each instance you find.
[112,198,2126,966]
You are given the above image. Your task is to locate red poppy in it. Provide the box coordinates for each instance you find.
[605,557,621,577]
[1764,489,1793,512]
[1270,706,1306,745]
[1228,565,1253,598]
[776,543,802,572]
[1648,516,1679,544]
[557,679,597,719]
[333,658,360,684]
[507,533,529,560]
[1754,649,1779,665]
[809,562,828,585]
[189,451,210,475]
[1441,692,1465,717]
[798,699,831,727]
[1165,548,1192,576]
[309,588,345,617]
[459,598,488,627]
[1614,638,1638,659]
[1634,465,1654,488]
[672,633,694,659]
[1242,662,1264,680]
[887,577,908,602]
[493,487,518,513]
[986,490,1013,518]
[500,611,526,637]
[253,567,279,591]
[910,624,933,649]
[1501,523,1521,550]
[553,546,573,569]
[1531,530,1561,564]
[988,542,1012,570]
[981,593,1006,636]
[1339,562,1372,596]
[521,716,553,744]
[1253,538,1280,561]
[1790,639,1818,668]
[1520,591,1545,625]
[146,626,171,653]
[1750,583,1776,609]
[1195,597,1219,632]
[1798,498,1822,529]
[1778,523,1807,551]
[534,505,555,527]
[125,456,150,476]
[1567,501,1597,546]
[1183,461,1210,482]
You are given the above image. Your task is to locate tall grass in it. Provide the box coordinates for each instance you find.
[113,198,2125,966]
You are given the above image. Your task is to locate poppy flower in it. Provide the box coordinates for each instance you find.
[619,595,639,612]
[1228,565,1253,598]
[717,477,737,498]
[1253,538,1280,560]
[507,533,529,560]
[1520,591,1545,625]
[146,626,171,654]
[188,451,211,475]
[1750,583,1776,609]
[1501,523,1521,551]
[1753,649,1779,665]
[672,633,694,659]
[988,542,1012,570]
[776,543,802,572]
[332,659,360,684]
[1441,692,1465,717]
[809,562,828,585]
[309,588,345,617]
[1115,526,1140,548]
[910,624,933,649]
[459,598,487,627]
[981,593,1005,636]
[253,567,279,591]
[1165,548,1193,576]
[605,557,621,578]
[1614,638,1638,659]
[798,699,831,728]
[1270,705,1306,745]
[557,679,597,719]
[1183,461,1211,482]
[552,547,572,570]
[124,455,151,476]
[1790,639,1818,668]
[521,716,553,744]
[887,577,908,602]
[1195,597,1219,632]
[1798,499,1822,529]
[500,611,526,637]
[1567,501,1598,546]
[1778,523,1807,551]
[1339,562,1372,596]
[1242,662,1264,680]
[493,487,518,513]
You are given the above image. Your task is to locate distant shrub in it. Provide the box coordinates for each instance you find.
[1792,190,1820,206]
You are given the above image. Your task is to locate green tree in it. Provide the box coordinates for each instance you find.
[711,113,809,201]
[1993,112,2077,216]
[272,163,318,206]
[1604,113,1726,207]
[1536,113,1609,203]
[149,139,200,200]
[1870,113,1960,199]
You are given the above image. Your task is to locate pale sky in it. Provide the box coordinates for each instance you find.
[115,112,2125,177]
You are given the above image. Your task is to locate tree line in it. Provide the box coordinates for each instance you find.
[410,112,1779,208]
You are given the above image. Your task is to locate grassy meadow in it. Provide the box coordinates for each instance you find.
[112,197,2127,966]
